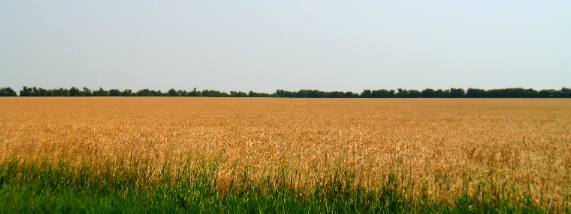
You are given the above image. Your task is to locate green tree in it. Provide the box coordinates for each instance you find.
[0,87,17,96]
[168,89,179,96]
[69,87,81,96]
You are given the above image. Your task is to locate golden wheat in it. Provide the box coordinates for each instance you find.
[1,98,570,206]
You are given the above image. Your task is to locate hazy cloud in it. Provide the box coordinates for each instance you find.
[302,2,327,12]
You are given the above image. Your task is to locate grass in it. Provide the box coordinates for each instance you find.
[0,160,556,213]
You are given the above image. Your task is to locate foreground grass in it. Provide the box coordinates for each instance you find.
[0,161,558,213]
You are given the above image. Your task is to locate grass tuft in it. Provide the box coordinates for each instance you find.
[0,160,553,213]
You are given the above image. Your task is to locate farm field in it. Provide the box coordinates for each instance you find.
[1,98,570,212]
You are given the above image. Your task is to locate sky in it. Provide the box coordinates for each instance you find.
[1,0,570,92]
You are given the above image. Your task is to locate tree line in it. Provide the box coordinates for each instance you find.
[0,87,18,96]
[0,86,569,98]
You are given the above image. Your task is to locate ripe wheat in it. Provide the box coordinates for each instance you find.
[0,98,570,208]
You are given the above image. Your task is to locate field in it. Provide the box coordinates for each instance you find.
[1,98,570,212]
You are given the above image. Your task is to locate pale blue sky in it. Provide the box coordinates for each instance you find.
[1,0,570,92]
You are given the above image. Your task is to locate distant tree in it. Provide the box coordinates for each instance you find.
[230,91,248,97]
[168,89,179,96]
[31,87,39,96]
[108,89,121,96]
[449,88,465,98]
[0,87,17,96]
[371,89,395,98]
[81,87,92,96]
[361,90,372,98]
[408,89,422,98]
[121,89,133,96]
[8,86,571,98]
[394,89,421,98]
[93,88,108,96]
[202,89,228,97]
[190,88,199,96]
[177,90,188,96]
[136,89,151,96]
[466,88,486,98]
[69,87,81,96]
[537,89,553,98]
[274,89,293,98]
[395,89,407,98]
[560,88,571,98]
[247,91,270,97]
[297,89,324,98]
[434,89,446,98]
[421,89,435,98]
[20,87,31,96]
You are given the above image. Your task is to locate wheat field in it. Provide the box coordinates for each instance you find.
[1,98,570,210]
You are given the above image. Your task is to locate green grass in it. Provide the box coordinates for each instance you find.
[0,160,560,213]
